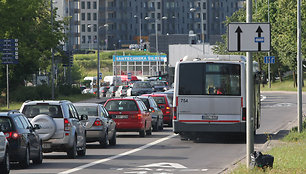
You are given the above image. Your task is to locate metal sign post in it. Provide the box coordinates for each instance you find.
[0,39,19,109]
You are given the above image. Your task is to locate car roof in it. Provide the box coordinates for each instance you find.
[0,111,23,117]
[142,93,167,97]
[106,97,140,101]
[23,100,72,105]
[73,103,100,107]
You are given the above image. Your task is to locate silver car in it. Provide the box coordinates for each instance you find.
[20,100,88,159]
[74,103,117,147]
[0,128,9,174]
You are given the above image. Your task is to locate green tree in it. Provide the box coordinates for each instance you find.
[0,0,65,91]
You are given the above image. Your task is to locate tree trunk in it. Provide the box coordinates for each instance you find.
[293,71,297,88]
[278,68,282,82]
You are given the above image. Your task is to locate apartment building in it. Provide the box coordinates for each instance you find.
[77,0,243,51]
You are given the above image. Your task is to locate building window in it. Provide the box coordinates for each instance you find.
[203,13,206,20]
[88,25,91,32]
[87,2,91,9]
[203,2,206,9]
[81,13,85,20]
[93,1,97,9]
[82,36,85,43]
[81,1,85,9]
[150,2,154,8]
[88,36,91,43]
[93,13,97,20]
[93,24,97,32]
[87,13,91,20]
[157,2,161,9]
[81,24,85,32]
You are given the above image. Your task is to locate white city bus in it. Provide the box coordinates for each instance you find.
[173,55,261,140]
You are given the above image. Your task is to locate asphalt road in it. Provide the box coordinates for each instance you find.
[10,92,303,174]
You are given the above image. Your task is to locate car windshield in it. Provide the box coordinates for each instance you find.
[133,82,151,88]
[152,97,166,104]
[75,106,98,117]
[105,100,138,111]
[150,81,166,86]
[22,104,63,118]
[0,117,14,132]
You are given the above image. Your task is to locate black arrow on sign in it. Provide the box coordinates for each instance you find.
[235,26,242,51]
[256,26,263,51]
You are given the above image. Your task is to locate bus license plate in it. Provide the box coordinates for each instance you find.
[116,115,128,119]
[202,115,218,120]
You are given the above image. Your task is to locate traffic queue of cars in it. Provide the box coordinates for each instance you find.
[0,80,172,173]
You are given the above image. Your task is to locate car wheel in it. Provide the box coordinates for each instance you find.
[109,130,117,146]
[67,137,77,159]
[99,131,109,148]
[139,129,145,137]
[20,146,30,168]
[0,148,10,174]
[159,120,164,130]
[146,126,152,135]
[33,142,43,164]
[77,140,86,157]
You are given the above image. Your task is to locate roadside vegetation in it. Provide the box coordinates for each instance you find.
[230,121,306,174]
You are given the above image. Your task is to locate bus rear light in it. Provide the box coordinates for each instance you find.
[242,108,246,121]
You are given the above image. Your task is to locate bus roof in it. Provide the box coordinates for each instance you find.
[181,55,246,62]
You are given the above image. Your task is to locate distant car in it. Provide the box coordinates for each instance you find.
[106,86,119,98]
[130,81,154,96]
[100,86,110,97]
[115,85,129,97]
[20,100,88,159]
[137,96,164,131]
[150,81,169,92]
[74,103,117,147]
[104,97,152,137]
[0,110,42,168]
[0,126,9,174]
[142,93,173,126]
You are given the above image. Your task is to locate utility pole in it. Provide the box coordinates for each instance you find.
[297,0,302,133]
[96,0,100,99]
[246,0,254,168]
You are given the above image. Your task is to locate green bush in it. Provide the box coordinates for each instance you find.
[58,85,81,96]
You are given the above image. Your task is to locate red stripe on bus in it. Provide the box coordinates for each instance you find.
[179,120,240,123]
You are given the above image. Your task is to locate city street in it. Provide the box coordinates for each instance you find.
[9,92,303,174]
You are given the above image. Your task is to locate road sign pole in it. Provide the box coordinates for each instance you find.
[297,0,302,133]
[268,57,271,88]
[6,64,9,109]
[246,0,254,169]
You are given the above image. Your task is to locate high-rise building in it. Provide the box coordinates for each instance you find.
[77,0,243,51]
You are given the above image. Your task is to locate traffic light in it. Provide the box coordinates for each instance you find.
[158,76,162,80]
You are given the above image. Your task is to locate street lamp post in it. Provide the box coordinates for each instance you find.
[190,7,205,55]
[96,1,100,99]
[134,15,142,46]
[51,0,55,99]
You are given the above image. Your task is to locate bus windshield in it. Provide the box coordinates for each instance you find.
[178,63,241,96]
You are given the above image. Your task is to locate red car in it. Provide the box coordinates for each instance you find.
[142,94,173,126]
[104,97,152,137]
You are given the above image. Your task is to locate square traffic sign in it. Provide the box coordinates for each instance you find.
[228,23,271,52]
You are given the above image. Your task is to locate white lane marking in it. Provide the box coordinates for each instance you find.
[140,162,187,169]
[58,134,177,174]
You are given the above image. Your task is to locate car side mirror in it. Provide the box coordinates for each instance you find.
[81,114,88,121]
[33,124,41,130]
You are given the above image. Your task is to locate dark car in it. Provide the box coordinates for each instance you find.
[104,97,152,137]
[0,111,43,168]
[150,81,169,92]
[106,86,119,98]
[130,81,154,96]
[137,96,164,131]
[74,103,117,147]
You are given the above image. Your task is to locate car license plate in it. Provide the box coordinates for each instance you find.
[42,143,51,149]
[202,115,218,120]
[116,115,128,119]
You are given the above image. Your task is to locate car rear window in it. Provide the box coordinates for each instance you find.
[133,82,151,88]
[140,98,150,109]
[75,106,98,117]
[0,117,14,132]
[152,97,166,104]
[22,104,63,118]
[105,100,138,111]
